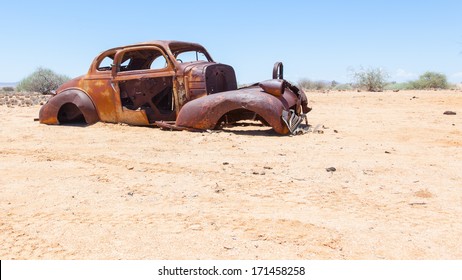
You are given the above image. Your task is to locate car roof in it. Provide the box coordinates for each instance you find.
[104,40,205,53]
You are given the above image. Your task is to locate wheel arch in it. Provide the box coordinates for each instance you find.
[175,89,290,134]
[39,89,99,125]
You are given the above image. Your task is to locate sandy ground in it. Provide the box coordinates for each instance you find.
[1,90,461,260]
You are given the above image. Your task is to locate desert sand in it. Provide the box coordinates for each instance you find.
[1,90,461,259]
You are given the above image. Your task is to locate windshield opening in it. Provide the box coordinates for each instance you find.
[175,50,209,63]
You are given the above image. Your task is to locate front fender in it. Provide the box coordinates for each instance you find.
[39,89,99,125]
[175,86,299,134]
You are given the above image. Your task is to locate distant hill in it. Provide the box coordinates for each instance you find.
[0,82,18,88]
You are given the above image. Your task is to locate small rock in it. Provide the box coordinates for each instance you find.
[127,192,134,196]
[409,202,427,206]
[326,167,336,172]
[333,130,338,133]
[222,162,229,165]
[443,111,456,115]
[263,166,273,170]
[385,151,391,154]
[189,224,202,231]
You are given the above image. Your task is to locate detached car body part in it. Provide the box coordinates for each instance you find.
[39,40,310,135]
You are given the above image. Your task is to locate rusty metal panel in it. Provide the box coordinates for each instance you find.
[80,78,119,123]
[39,89,99,125]
[259,79,285,97]
[39,40,310,135]
[174,85,298,134]
[205,64,237,94]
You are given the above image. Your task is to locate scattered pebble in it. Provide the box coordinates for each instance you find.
[409,202,427,206]
[326,167,336,172]
[0,92,51,107]
[189,224,202,231]
[214,188,225,193]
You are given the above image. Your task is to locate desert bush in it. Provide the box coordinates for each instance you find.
[1,87,15,92]
[16,67,70,94]
[351,67,389,92]
[384,82,413,91]
[298,78,331,90]
[410,71,448,89]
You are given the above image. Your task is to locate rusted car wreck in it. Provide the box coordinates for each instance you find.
[39,40,310,134]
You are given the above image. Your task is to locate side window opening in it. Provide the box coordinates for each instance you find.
[150,55,167,70]
[120,58,131,71]
[119,49,168,72]
[97,56,113,71]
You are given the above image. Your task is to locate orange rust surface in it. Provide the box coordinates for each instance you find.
[39,40,308,134]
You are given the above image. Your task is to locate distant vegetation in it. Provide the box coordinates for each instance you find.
[297,79,335,90]
[1,86,15,92]
[351,67,389,92]
[384,72,450,91]
[409,71,449,89]
[16,67,70,94]
[298,66,389,92]
[298,69,452,92]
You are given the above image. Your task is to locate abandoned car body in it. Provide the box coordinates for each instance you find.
[39,40,310,134]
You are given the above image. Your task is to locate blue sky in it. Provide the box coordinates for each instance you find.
[1,0,461,84]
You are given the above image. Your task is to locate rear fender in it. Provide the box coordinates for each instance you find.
[39,89,99,125]
[175,86,298,134]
